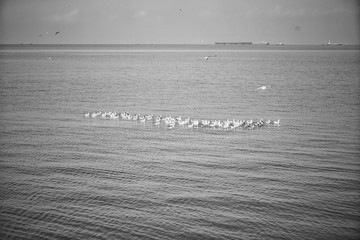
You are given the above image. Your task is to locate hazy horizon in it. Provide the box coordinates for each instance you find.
[1,0,359,45]
[2,43,360,46]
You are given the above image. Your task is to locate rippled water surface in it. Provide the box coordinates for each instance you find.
[1,44,360,239]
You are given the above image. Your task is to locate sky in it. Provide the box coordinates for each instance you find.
[0,0,359,44]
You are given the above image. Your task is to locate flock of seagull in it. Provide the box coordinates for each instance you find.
[84,111,280,131]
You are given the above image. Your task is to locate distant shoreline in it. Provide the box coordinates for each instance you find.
[1,43,359,51]
[1,42,359,46]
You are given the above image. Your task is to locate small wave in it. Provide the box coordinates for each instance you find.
[84,111,280,131]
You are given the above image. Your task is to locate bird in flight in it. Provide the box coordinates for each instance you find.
[55,31,60,35]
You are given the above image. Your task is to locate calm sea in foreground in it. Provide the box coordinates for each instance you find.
[0,44,359,239]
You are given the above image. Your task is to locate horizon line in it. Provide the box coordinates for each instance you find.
[1,43,359,46]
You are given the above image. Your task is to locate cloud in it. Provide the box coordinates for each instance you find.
[51,9,79,23]
[271,6,305,17]
[198,9,220,17]
[310,6,358,16]
[134,10,146,18]
[246,5,305,18]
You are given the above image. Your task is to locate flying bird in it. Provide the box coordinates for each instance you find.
[55,32,60,35]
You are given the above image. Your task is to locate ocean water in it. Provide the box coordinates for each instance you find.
[0,44,359,239]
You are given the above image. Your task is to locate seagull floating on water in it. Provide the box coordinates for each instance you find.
[256,85,271,91]
[84,111,281,131]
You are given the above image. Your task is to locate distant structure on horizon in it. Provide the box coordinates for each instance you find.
[253,41,270,45]
[215,41,284,45]
[215,42,253,45]
[326,40,343,46]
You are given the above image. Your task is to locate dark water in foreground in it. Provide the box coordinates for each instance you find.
[0,44,359,239]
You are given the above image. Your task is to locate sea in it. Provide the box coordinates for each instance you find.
[0,44,359,240]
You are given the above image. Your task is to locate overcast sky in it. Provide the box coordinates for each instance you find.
[0,0,359,44]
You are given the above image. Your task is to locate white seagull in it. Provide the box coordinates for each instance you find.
[256,85,271,91]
